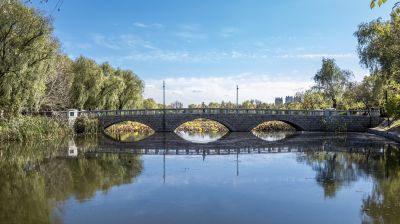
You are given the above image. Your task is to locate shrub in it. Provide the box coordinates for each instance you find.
[74,117,100,134]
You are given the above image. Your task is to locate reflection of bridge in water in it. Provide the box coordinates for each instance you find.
[74,132,399,180]
[81,132,399,156]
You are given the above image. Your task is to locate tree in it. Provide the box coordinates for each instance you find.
[41,55,74,110]
[353,76,384,110]
[355,9,400,83]
[70,56,104,110]
[355,9,400,117]
[0,1,58,115]
[143,98,158,109]
[370,0,388,8]
[302,90,330,109]
[313,58,353,109]
[385,81,400,119]
[370,0,400,8]
[208,102,221,108]
[115,70,143,109]
[98,75,125,110]
[170,101,183,109]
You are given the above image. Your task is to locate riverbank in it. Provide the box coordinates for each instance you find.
[0,116,72,142]
[368,119,400,143]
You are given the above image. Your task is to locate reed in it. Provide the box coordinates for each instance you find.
[253,121,296,132]
[74,117,100,134]
[105,121,154,135]
[0,116,72,142]
[175,119,228,133]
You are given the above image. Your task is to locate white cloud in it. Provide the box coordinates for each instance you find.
[133,22,164,28]
[173,24,207,42]
[173,31,207,41]
[143,73,313,106]
[93,34,121,50]
[92,34,157,50]
[219,27,239,38]
[118,50,269,63]
[277,53,355,59]
[133,22,148,28]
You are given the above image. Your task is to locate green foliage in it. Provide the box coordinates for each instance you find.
[253,121,296,132]
[0,1,145,117]
[41,55,74,110]
[370,0,388,8]
[0,1,58,115]
[175,118,228,133]
[385,81,400,118]
[355,9,400,82]
[341,75,384,110]
[74,116,100,134]
[115,69,144,109]
[143,98,159,109]
[302,90,330,109]
[355,9,400,118]
[0,116,71,142]
[0,140,143,224]
[313,58,353,109]
[70,57,104,110]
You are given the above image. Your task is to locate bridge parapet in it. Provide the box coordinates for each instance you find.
[78,108,380,117]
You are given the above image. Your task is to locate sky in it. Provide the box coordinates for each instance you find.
[32,0,394,106]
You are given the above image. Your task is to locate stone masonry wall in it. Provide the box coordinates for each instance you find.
[98,114,383,132]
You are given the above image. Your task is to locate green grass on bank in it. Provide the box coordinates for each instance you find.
[0,116,72,142]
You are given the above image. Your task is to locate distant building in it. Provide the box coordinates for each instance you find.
[285,96,294,104]
[275,97,283,105]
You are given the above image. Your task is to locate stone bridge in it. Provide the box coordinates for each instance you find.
[77,108,382,132]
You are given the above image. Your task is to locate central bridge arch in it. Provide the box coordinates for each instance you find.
[251,119,304,131]
[170,116,235,132]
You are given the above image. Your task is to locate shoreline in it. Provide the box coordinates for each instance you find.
[367,128,400,143]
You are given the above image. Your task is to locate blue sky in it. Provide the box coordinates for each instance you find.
[33,0,393,105]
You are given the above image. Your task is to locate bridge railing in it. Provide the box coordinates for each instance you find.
[77,108,379,117]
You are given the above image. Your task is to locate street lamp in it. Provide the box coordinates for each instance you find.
[236,85,239,109]
[163,81,166,131]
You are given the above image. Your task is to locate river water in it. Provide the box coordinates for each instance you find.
[1,131,400,224]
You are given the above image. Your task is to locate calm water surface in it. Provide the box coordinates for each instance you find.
[1,132,400,224]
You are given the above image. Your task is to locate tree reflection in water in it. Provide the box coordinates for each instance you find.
[0,140,143,224]
[361,147,400,223]
[298,145,400,223]
[1,132,399,224]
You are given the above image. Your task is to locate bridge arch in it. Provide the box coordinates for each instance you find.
[102,118,157,132]
[171,116,234,132]
[251,119,304,131]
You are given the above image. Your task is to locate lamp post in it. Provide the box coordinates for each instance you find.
[236,85,239,113]
[163,81,166,131]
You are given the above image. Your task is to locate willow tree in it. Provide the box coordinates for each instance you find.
[41,55,74,110]
[143,98,158,109]
[313,58,352,109]
[355,8,400,118]
[70,56,104,110]
[115,70,144,109]
[0,0,58,115]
